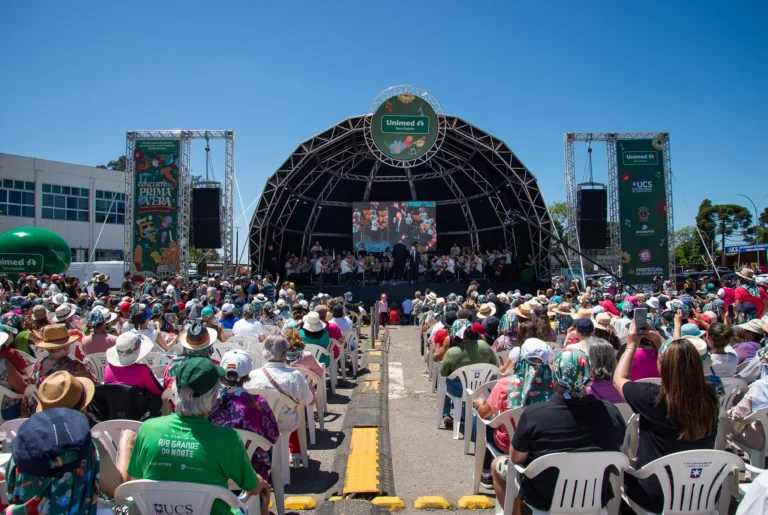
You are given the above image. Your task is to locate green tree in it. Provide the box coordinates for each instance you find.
[673,226,701,266]
[548,202,568,265]
[696,200,752,263]
[744,207,768,244]
[96,155,127,171]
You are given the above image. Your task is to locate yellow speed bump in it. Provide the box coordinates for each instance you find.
[284,496,318,510]
[343,427,380,495]
[369,350,382,356]
[458,495,495,509]
[372,496,406,510]
[414,496,450,509]
[328,496,343,502]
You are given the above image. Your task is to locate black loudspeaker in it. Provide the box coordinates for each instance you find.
[578,189,607,220]
[578,220,607,249]
[577,188,608,249]
[192,188,222,248]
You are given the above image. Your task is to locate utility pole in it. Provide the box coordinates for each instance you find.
[735,193,768,268]
[235,226,240,274]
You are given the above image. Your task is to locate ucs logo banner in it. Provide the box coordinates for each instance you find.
[154,504,194,514]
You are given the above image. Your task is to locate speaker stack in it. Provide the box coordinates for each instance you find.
[191,188,222,248]
[577,188,607,249]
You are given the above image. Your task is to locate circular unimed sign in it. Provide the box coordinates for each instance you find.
[365,86,444,166]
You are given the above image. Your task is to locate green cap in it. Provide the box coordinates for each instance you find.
[175,358,224,397]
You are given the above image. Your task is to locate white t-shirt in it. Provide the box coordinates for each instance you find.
[429,322,444,343]
[232,318,264,337]
[341,259,352,274]
[315,260,324,275]
[331,316,354,332]
[49,283,61,295]
[446,258,456,274]
[710,347,739,378]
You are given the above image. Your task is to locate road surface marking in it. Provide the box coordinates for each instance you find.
[389,362,406,400]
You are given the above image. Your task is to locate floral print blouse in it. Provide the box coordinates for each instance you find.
[208,387,280,479]
[21,356,96,417]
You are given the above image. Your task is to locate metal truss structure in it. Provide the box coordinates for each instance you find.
[564,132,674,280]
[124,130,235,284]
[250,115,552,282]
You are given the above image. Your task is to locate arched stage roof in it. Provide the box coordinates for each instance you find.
[249,115,552,281]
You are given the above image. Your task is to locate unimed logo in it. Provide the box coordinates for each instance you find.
[154,504,194,514]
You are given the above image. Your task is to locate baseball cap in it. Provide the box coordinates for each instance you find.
[220,350,254,379]
[175,358,225,397]
[574,318,595,335]
[221,303,234,314]
[119,301,132,313]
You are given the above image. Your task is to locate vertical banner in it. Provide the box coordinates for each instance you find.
[132,140,181,276]
[617,139,669,284]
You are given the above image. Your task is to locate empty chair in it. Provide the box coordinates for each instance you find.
[720,377,748,411]
[291,365,326,444]
[622,449,744,515]
[499,451,630,515]
[473,408,523,494]
[115,479,259,515]
[728,406,768,469]
[139,352,169,367]
[91,419,143,462]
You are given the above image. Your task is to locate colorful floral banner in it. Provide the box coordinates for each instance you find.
[132,139,180,277]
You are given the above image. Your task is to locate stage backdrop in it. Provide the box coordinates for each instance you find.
[352,201,436,253]
[617,139,669,284]
[132,139,181,277]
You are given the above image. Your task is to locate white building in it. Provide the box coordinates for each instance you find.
[0,153,126,262]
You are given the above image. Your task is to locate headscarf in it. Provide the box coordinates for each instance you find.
[4,442,100,515]
[506,338,555,408]
[552,348,592,400]
[499,311,519,339]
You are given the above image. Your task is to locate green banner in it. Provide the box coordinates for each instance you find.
[371,93,439,161]
[0,253,44,274]
[132,140,181,277]
[617,139,669,283]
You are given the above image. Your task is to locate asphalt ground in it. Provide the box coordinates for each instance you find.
[387,325,494,514]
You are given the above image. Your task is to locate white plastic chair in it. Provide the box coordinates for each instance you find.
[614,404,639,459]
[223,328,233,339]
[341,330,359,377]
[84,352,109,383]
[0,386,23,424]
[0,418,27,451]
[247,387,308,487]
[330,338,346,381]
[231,429,273,493]
[161,388,176,416]
[139,352,169,367]
[227,335,262,353]
[465,379,499,455]
[720,377,747,411]
[729,406,768,469]
[151,365,166,381]
[115,479,259,515]
[436,363,500,441]
[23,384,39,404]
[304,343,339,394]
[622,449,744,515]
[473,408,524,494]
[291,366,326,444]
[494,351,508,367]
[500,451,630,515]
[91,420,142,462]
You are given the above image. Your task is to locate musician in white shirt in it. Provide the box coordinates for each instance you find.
[340,256,353,283]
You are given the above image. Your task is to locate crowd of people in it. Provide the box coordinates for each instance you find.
[417,267,768,514]
[2,263,768,513]
[0,269,365,514]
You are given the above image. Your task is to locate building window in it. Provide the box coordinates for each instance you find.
[41,184,89,222]
[0,179,35,218]
[95,249,123,261]
[95,190,126,224]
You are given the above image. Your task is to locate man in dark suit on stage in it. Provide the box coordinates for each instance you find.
[392,211,405,237]
[392,240,408,281]
[409,244,420,284]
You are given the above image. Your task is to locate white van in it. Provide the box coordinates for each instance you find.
[65,261,125,291]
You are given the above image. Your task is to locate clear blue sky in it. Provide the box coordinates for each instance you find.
[2,1,767,258]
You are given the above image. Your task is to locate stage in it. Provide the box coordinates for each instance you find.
[309,280,549,308]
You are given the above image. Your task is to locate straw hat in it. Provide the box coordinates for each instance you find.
[574,308,593,320]
[736,267,756,282]
[303,311,327,332]
[476,303,497,319]
[36,324,79,350]
[556,302,573,316]
[179,320,218,351]
[106,330,155,367]
[594,313,612,331]
[426,292,437,302]
[738,319,765,336]
[515,302,533,319]
[36,370,95,413]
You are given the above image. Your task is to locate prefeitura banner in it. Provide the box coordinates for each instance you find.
[617,139,669,283]
[132,139,181,277]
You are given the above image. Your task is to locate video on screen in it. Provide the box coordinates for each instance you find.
[352,201,436,253]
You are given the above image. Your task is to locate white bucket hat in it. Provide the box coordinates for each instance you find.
[53,303,76,323]
[303,311,326,332]
[106,330,154,367]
